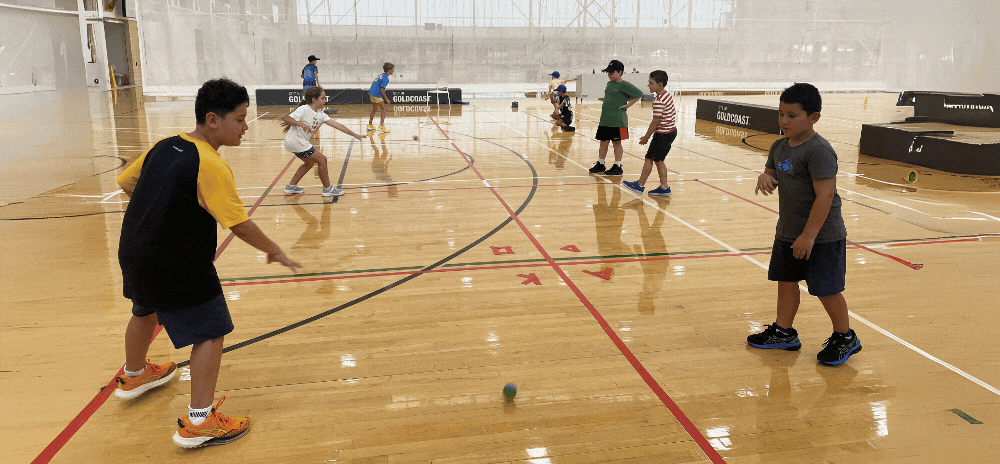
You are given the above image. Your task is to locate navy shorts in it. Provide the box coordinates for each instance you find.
[560,114,573,126]
[294,146,316,159]
[767,239,846,297]
[596,125,628,141]
[132,293,234,349]
[646,130,677,162]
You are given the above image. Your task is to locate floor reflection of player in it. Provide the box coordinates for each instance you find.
[621,197,671,315]
[291,203,332,251]
[546,129,573,170]
[593,181,630,268]
[369,133,398,197]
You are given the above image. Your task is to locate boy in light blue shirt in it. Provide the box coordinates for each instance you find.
[367,62,395,133]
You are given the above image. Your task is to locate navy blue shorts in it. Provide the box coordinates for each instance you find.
[132,293,234,349]
[561,114,573,126]
[767,239,846,297]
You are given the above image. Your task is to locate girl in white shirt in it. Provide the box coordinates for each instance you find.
[282,86,365,197]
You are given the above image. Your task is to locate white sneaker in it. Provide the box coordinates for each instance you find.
[322,186,345,197]
[284,185,305,194]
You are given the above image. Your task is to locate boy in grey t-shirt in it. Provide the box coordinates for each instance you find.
[746,83,861,366]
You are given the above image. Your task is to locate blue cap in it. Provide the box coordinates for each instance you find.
[556,84,567,93]
[549,71,560,78]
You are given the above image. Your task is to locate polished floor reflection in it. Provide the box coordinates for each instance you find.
[4,90,1000,463]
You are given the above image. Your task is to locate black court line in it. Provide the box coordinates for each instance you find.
[331,139,355,203]
[177,132,538,367]
[0,149,475,220]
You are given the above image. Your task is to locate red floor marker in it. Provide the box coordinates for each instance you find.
[518,273,542,285]
[491,246,515,255]
[582,267,613,280]
[560,244,581,252]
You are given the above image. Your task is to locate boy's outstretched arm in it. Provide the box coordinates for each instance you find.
[639,116,661,145]
[325,119,366,139]
[230,220,302,272]
[790,177,836,260]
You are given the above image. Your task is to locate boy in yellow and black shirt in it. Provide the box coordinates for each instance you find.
[115,78,301,448]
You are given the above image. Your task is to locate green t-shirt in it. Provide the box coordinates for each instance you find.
[599,80,644,127]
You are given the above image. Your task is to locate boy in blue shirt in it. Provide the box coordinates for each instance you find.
[367,62,395,133]
[747,83,861,366]
[302,55,319,91]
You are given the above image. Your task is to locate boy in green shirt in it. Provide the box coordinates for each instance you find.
[588,60,643,176]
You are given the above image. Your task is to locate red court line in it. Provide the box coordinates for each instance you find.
[427,111,727,464]
[33,156,299,464]
[693,179,925,270]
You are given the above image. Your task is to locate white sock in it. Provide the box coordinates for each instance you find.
[597,159,605,165]
[124,366,145,378]
[614,161,622,166]
[188,405,213,426]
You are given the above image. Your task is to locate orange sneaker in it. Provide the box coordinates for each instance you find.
[173,396,252,448]
[114,360,176,399]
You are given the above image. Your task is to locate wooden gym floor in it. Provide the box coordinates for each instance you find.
[3,89,1000,463]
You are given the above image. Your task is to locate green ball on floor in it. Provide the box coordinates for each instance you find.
[503,383,517,400]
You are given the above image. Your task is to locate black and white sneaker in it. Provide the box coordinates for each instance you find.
[747,324,802,351]
[604,164,623,176]
[817,330,862,366]
[588,161,606,173]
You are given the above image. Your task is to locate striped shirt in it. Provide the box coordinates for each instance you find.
[652,91,677,133]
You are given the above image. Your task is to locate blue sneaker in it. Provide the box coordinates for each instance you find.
[648,186,672,197]
[747,324,802,351]
[817,330,862,366]
[622,180,644,194]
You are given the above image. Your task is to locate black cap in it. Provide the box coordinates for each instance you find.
[601,60,624,73]
[308,55,320,62]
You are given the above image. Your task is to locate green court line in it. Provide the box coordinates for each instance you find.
[219,247,737,283]
[218,235,974,284]
[949,409,983,424]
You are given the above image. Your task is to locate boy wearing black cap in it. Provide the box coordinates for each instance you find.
[302,55,320,91]
[589,60,643,176]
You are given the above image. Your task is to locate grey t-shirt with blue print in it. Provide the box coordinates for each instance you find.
[765,134,847,244]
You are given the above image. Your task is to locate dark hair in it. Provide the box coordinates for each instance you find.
[195,78,249,125]
[780,83,822,114]
[649,70,669,86]
[281,86,325,133]
[383,62,394,72]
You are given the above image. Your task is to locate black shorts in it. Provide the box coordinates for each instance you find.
[767,239,847,297]
[596,125,628,141]
[561,114,573,126]
[646,130,677,162]
[294,146,316,159]
[132,293,234,349]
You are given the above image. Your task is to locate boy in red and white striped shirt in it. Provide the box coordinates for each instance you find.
[623,70,678,197]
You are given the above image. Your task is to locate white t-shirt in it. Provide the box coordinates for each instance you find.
[283,105,331,153]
